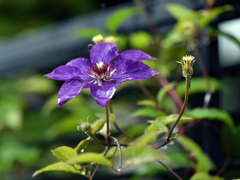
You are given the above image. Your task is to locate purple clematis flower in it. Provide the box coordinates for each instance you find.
[45,43,159,107]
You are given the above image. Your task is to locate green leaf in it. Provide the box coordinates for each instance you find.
[157,82,176,103]
[130,131,163,147]
[74,138,91,154]
[105,146,127,158]
[176,135,214,172]
[106,7,139,32]
[132,107,166,118]
[207,26,240,47]
[155,114,192,125]
[73,28,106,38]
[124,146,170,166]
[52,146,77,162]
[165,3,193,20]
[190,172,224,180]
[129,31,152,50]
[91,118,106,135]
[147,121,168,135]
[32,162,84,177]
[137,99,156,107]
[144,124,160,134]
[185,108,235,132]
[64,153,113,168]
[198,5,233,29]
[176,77,227,97]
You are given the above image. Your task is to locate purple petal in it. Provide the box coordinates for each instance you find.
[90,43,119,64]
[66,58,93,81]
[90,81,120,107]
[58,79,88,107]
[114,50,156,69]
[113,60,159,82]
[45,66,82,81]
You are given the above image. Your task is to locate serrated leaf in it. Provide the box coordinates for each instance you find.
[155,114,192,125]
[185,108,235,132]
[165,3,193,20]
[130,131,163,147]
[32,162,84,177]
[64,153,113,168]
[74,138,91,154]
[176,135,214,172]
[147,121,168,135]
[198,5,233,29]
[91,118,106,135]
[106,7,139,32]
[132,107,166,118]
[137,99,156,107]
[73,28,106,38]
[157,82,176,103]
[176,77,227,97]
[52,146,77,162]
[124,146,170,166]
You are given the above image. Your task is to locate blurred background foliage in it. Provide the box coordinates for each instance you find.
[0,0,240,180]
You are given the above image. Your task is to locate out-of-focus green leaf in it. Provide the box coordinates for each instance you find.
[137,99,156,107]
[165,3,193,20]
[198,5,233,29]
[116,34,128,50]
[129,31,152,50]
[130,131,163,147]
[52,146,77,162]
[106,7,139,32]
[185,108,235,132]
[176,77,227,97]
[64,153,113,168]
[207,26,240,47]
[41,93,58,116]
[162,30,184,47]
[155,114,192,125]
[74,138,91,154]
[73,28,106,38]
[19,75,56,95]
[144,124,160,133]
[190,172,224,180]
[105,146,127,158]
[177,135,214,172]
[32,162,84,177]
[91,118,106,135]
[132,107,166,118]
[147,121,168,135]
[157,82,176,103]
[124,146,170,166]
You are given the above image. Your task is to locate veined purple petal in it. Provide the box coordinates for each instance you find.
[113,60,159,82]
[90,81,120,107]
[113,50,156,69]
[90,43,119,64]
[58,79,87,107]
[44,66,82,81]
[66,58,93,81]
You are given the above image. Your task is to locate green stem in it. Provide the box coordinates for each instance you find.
[105,105,110,144]
[167,77,190,142]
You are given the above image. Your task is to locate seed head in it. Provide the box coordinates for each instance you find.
[92,34,104,44]
[104,36,119,44]
[177,55,196,77]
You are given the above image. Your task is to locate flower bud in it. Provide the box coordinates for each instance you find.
[77,121,92,133]
[104,36,119,44]
[177,55,196,77]
[92,34,104,44]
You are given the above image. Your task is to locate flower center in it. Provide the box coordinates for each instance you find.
[87,62,118,87]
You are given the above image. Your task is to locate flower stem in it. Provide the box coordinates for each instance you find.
[167,77,190,142]
[108,102,133,140]
[157,160,182,180]
[105,105,110,144]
